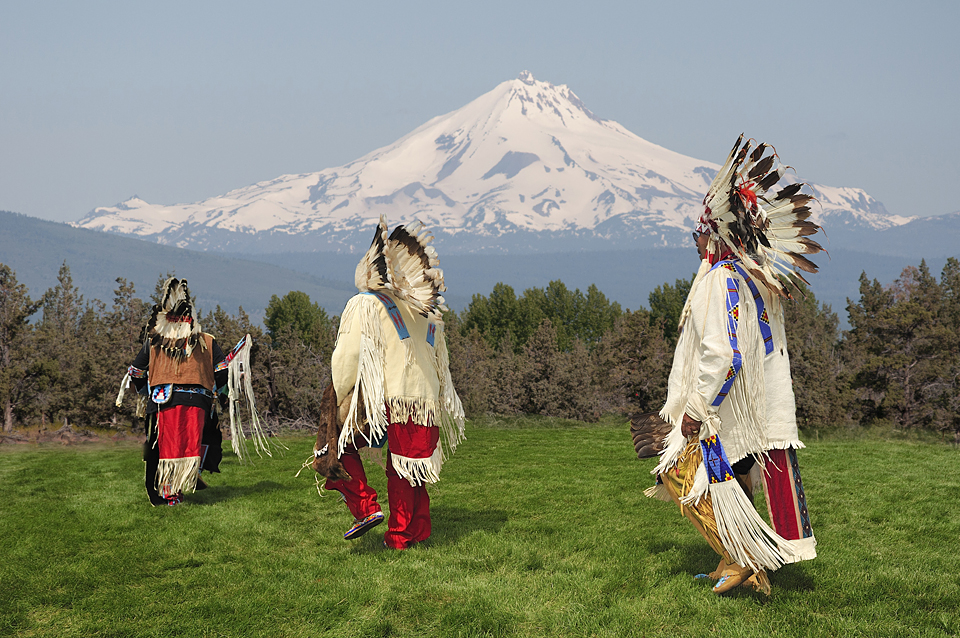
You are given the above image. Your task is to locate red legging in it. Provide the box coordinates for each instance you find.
[384,450,431,549]
[325,448,382,521]
[325,420,437,549]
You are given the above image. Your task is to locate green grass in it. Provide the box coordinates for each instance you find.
[1,419,958,638]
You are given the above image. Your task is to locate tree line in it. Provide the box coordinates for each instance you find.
[1,258,958,440]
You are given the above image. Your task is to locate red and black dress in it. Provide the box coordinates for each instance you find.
[127,334,227,505]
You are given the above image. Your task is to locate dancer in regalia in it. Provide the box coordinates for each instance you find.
[642,135,820,594]
[311,217,465,549]
[116,277,267,506]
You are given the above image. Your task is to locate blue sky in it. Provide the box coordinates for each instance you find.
[1,0,957,223]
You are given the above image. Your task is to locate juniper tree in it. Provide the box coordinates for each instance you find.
[845,262,953,430]
[648,274,694,346]
[442,312,495,417]
[782,285,847,428]
[463,280,620,354]
[37,262,86,427]
[0,263,46,431]
[937,258,960,440]
[264,290,335,352]
[592,309,671,414]
[462,282,542,353]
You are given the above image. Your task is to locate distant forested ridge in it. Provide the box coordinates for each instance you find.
[1,258,958,441]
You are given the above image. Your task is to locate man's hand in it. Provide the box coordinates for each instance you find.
[681,413,702,438]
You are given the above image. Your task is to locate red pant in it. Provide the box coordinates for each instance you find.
[384,450,431,549]
[325,449,382,521]
[325,419,438,549]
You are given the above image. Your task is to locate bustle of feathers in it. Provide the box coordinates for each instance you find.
[145,277,202,362]
[630,412,674,459]
[699,134,825,298]
[354,216,449,319]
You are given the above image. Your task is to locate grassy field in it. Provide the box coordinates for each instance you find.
[1,417,958,638]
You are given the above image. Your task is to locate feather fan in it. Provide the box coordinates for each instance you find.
[630,412,673,459]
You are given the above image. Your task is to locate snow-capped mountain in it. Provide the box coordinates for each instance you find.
[75,71,909,254]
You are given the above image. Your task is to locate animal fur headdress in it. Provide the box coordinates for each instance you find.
[697,134,824,298]
[145,277,203,361]
[354,215,448,319]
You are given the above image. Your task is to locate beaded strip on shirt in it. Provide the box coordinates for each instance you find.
[216,335,249,372]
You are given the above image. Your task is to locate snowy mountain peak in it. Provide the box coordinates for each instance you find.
[75,73,909,254]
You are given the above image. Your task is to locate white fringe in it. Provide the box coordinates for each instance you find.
[709,480,804,572]
[767,439,806,451]
[386,397,442,427]
[786,536,818,563]
[115,372,131,407]
[338,299,389,454]
[156,456,200,494]
[676,258,712,334]
[115,372,147,417]
[391,445,444,487]
[434,326,466,457]
[725,284,768,456]
[227,334,273,461]
[653,341,698,477]
[653,423,687,477]
[643,483,672,502]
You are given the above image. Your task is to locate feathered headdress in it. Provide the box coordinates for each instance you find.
[698,134,824,298]
[354,215,391,293]
[354,216,448,319]
[145,277,203,361]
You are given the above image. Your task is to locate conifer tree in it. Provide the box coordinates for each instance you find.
[846,263,952,429]
[518,319,562,416]
[0,264,47,431]
[442,312,494,417]
[648,274,694,346]
[782,286,847,427]
[38,262,85,427]
[103,278,150,428]
[937,258,960,440]
[592,309,671,414]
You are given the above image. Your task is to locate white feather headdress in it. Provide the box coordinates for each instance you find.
[698,134,824,298]
[146,277,203,361]
[353,216,448,319]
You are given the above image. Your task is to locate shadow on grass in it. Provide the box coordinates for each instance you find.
[645,538,816,597]
[429,504,509,546]
[646,539,718,576]
[771,562,815,592]
[188,480,286,505]
[344,504,509,554]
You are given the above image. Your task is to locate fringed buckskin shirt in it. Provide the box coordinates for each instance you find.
[656,257,803,475]
[331,290,464,472]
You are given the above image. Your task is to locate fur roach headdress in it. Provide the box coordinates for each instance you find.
[354,216,448,319]
[145,277,203,361]
[698,134,824,298]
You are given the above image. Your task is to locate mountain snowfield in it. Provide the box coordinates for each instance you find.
[75,71,911,254]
